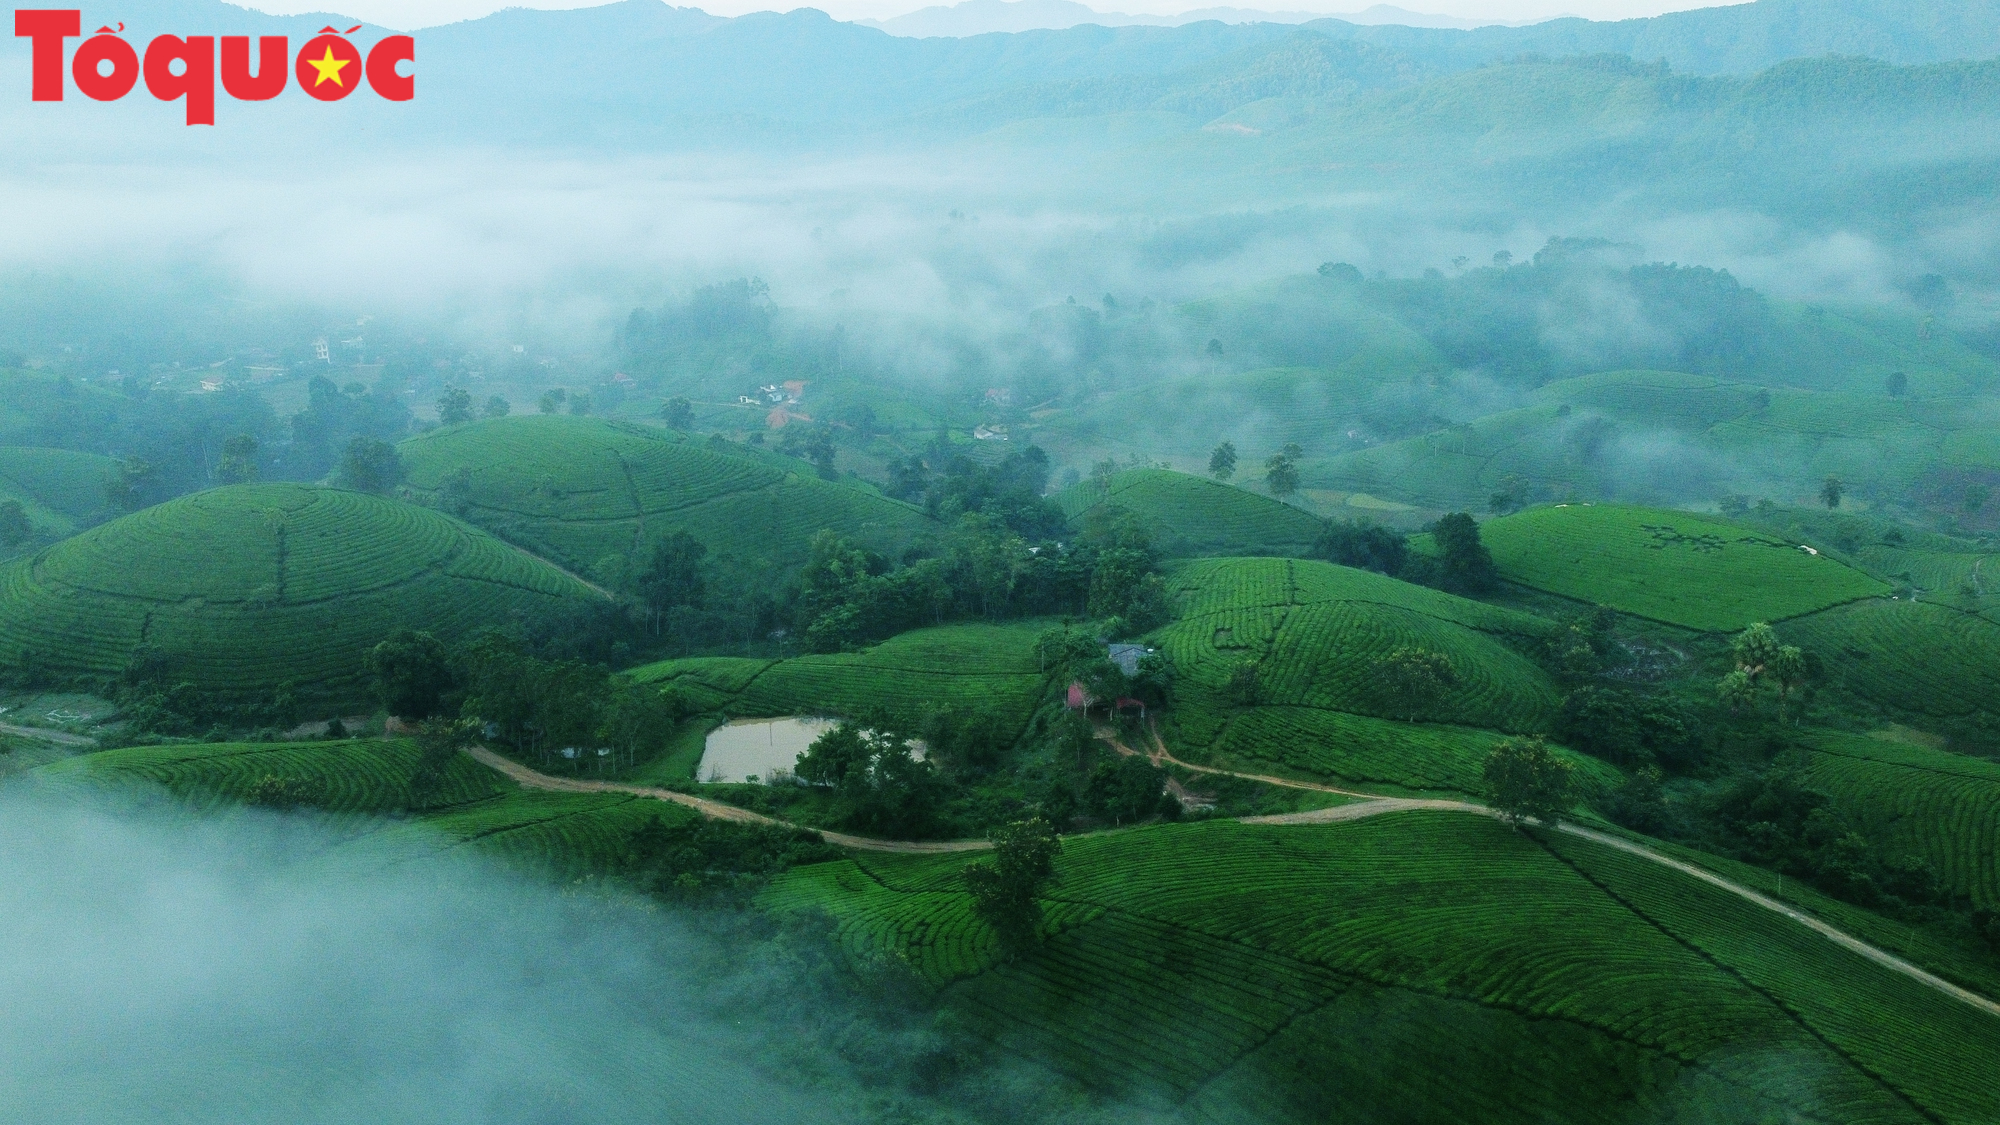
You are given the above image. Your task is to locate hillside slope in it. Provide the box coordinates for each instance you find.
[1150,556,1599,796]
[0,484,598,703]
[399,416,934,576]
[1483,504,1889,631]
[1055,468,1323,556]
[765,812,2000,1122]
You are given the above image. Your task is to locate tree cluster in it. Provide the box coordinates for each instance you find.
[963,817,1062,958]
[368,628,684,775]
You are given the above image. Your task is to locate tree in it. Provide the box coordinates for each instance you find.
[409,716,476,800]
[1374,646,1459,722]
[1427,512,1499,594]
[0,500,31,550]
[1885,371,1908,398]
[796,721,945,837]
[1208,441,1237,481]
[482,395,511,419]
[1717,669,1755,713]
[568,390,593,416]
[367,629,455,720]
[436,386,474,426]
[661,396,694,430]
[598,683,682,770]
[1483,736,1574,826]
[538,388,566,414]
[107,456,161,512]
[1731,622,1781,680]
[1820,476,1843,509]
[779,422,837,479]
[1770,644,1809,722]
[1964,484,1991,515]
[1264,444,1301,498]
[337,437,404,494]
[215,434,258,484]
[1316,519,1408,575]
[963,817,1061,958]
[638,530,707,633]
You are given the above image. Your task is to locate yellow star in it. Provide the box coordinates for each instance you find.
[306,46,350,88]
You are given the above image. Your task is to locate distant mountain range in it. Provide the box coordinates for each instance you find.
[6,0,2000,154]
[855,1,1530,38]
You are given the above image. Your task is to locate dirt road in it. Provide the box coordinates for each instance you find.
[464,745,990,854]
[1105,725,2000,1022]
[462,736,2000,1022]
[0,722,96,747]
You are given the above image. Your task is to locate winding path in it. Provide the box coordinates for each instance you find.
[0,722,97,747]
[464,746,989,854]
[464,736,2000,1022]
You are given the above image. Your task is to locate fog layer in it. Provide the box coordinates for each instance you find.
[0,787,864,1124]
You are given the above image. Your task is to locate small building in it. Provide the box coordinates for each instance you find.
[1066,682,1093,710]
[1108,643,1151,677]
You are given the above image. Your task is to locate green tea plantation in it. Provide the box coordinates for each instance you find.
[399,415,933,573]
[0,483,598,703]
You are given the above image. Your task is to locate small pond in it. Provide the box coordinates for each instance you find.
[696,717,836,784]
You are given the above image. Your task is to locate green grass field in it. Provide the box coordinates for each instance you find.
[0,483,597,703]
[398,415,933,574]
[1800,729,2000,909]
[1781,600,2000,719]
[764,812,2000,1123]
[1158,556,1562,753]
[1054,468,1323,557]
[630,621,1057,744]
[1483,503,1889,630]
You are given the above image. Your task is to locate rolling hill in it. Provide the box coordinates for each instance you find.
[1801,729,2000,910]
[1151,556,1603,796]
[630,621,1057,751]
[1482,504,1890,631]
[1054,468,1324,556]
[1303,367,2000,513]
[0,483,598,703]
[1781,600,2000,722]
[0,446,118,539]
[398,415,935,578]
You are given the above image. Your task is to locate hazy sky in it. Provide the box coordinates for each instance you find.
[255,0,1749,31]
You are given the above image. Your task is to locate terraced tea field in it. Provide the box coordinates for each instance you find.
[1158,557,1561,752]
[399,415,932,572]
[630,621,1056,741]
[1055,469,1324,557]
[1207,705,1618,799]
[765,813,2000,1122]
[1782,600,2000,719]
[43,738,513,813]
[45,736,694,879]
[0,445,117,534]
[1484,504,1888,630]
[0,484,597,703]
[1800,730,2000,908]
